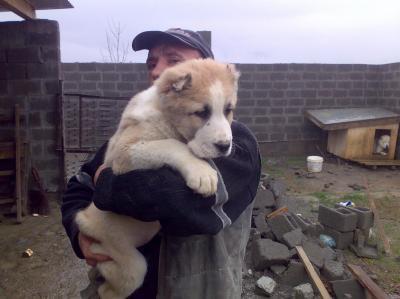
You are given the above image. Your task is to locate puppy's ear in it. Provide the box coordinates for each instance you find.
[226,64,240,83]
[171,73,192,92]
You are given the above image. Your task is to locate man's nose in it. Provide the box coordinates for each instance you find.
[150,62,167,82]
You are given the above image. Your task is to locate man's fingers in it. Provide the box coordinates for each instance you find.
[92,253,112,262]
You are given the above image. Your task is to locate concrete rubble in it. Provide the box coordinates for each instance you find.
[244,176,380,298]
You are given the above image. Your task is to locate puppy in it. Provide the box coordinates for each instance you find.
[75,58,240,299]
[375,134,390,155]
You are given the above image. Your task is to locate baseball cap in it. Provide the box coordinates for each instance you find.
[132,28,214,59]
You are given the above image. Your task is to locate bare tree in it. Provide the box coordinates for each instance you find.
[101,21,129,63]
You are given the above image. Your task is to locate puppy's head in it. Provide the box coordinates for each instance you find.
[155,58,240,158]
[379,135,390,149]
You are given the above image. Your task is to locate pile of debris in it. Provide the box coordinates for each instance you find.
[243,175,387,299]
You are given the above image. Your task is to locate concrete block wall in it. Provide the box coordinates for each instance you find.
[381,63,400,112]
[62,63,150,98]
[0,20,61,192]
[62,62,399,155]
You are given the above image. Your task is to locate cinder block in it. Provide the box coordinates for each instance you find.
[252,239,290,270]
[322,226,354,249]
[331,279,365,299]
[318,205,357,232]
[0,50,6,62]
[280,260,311,287]
[7,47,43,63]
[267,213,299,241]
[291,213,313,234]
[322,260,345,281]
[346,206,374,229]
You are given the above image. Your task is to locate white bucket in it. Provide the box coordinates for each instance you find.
[307,156,323,173]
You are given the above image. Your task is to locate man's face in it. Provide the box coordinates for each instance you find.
[146,43,202,82]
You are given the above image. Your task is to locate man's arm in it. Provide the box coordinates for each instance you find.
[93,121,261,236]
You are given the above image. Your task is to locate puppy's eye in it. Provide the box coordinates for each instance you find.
[224,106,234,116]
[193,107,210,119]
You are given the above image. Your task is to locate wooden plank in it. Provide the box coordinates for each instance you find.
[266,206,288,219]
[347,264,389,299]
[15,104,22,223]
[0,170,15,176]
[355,160,400,166]
[0,198,14,205]
[0,0,36,19]
[295,246,332,299]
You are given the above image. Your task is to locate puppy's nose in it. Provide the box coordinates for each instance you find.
[214,142,231,154]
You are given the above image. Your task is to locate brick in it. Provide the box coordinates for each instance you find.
[345,206,374,229]
[62,63,78,71]
[79,82,96,91]
[293,283,314,299]
[252,90,269,98]
[280,260,310,286]
[121,73,139,82]
[270,108,283,114]
[269,90,284,98]
[96,64,116,71]
[29,111,42,127]
[331,279,365,299]
[79,63,96,71]
[0,50,6,62]
[267,213,299,241]
[322,226,354,249]
[252,239,290,270]
[116,64,134,71]
[255,117,270,124]
[1,63,27,80]
[239,81,255,89]
[44,80,60,94]
[282,228,305,249]
[270,72,286,81]
[319,205,358,232]
[237,64,256,71]
[7,47,43,63]
[322,260,344,281]
[83,73,101,81]
[64,72,82,81]
[103,73,119,81]
[9,80,42,95]
[27,63,59,79]
[41,47,60,62]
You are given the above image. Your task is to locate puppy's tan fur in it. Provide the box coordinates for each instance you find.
[76,59,240,299]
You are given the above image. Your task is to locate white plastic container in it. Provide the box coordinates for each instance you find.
[307,156,323,172]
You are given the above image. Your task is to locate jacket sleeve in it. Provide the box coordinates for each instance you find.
[61,144,107,258]
[93,121,261,236]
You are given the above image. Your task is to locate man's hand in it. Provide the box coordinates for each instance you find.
[94,164,108,185]
[78,232,112,266]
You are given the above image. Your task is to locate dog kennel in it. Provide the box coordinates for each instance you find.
[305,108,400,167]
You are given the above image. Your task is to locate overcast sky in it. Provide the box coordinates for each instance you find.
[1,0,400,64]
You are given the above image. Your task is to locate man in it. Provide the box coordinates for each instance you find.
[62,28,261,299]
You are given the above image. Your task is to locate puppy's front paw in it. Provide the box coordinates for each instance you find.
[183,161,218,197]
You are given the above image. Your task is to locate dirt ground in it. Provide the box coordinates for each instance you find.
[0,196,87,299]
[0,156,399,298]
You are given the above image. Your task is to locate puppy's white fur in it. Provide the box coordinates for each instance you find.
[375,134,390,155]
[75,59,240,299]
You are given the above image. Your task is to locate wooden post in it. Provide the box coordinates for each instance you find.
[15,104,22,223]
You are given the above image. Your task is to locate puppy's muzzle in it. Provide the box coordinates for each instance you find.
[214,141,231,155]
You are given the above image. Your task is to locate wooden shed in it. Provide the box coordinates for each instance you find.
[305,108,400,166]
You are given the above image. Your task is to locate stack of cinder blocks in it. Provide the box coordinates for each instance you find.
[318,205,377,258]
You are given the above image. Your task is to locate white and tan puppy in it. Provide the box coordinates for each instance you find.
[375,134,390,155]
[75,58,240,299]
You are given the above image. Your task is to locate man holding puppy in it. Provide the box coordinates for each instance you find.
[62,28,261,299]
